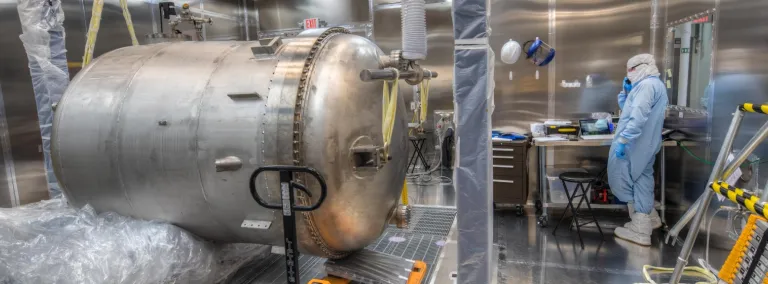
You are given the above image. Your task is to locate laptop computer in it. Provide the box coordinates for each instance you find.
[579,119,614,140]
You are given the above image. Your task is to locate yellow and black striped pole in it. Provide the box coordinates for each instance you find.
[739,103,768,114]
[711,181,768,219]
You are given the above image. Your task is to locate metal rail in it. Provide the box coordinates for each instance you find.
[359,68,438,82]
[670,104,768,283]
[711,181,768,219]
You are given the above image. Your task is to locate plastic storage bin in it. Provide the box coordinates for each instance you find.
[547,168,588,203]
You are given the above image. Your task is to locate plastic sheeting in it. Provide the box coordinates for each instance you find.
[0,198,266,283]
[453,46,495,284]
[17,0,70,197]
[452,0,490,40]
[453,0,493,283]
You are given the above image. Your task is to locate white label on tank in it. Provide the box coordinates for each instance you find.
[281,182,291,216]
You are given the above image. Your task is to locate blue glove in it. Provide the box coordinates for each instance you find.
[623,77,632,94]
[595,119,609,130]
[615,143,627,159]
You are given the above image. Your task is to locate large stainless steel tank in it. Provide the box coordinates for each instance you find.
[51,28,408,258]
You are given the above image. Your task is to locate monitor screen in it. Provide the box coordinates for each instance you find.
[579,119,612,136]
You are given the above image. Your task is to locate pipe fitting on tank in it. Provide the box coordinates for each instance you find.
[404,64,424,86]
[390,204,411,229]
[380,50,407,70]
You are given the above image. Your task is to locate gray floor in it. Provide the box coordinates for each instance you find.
[406,174,731,284]
[493,209,728,284]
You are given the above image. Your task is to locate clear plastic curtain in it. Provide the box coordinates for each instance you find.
[17,0,70,197]
[453,0,494,283]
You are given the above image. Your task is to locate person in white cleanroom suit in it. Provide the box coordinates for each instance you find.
[608,54,669,246]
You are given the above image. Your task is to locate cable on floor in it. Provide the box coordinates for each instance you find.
[641,264,717,284]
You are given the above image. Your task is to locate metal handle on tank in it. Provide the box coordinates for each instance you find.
[249,165,328,211]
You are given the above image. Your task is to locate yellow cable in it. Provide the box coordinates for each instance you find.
[382,68,399,155]
[119,0,139,46]
[82,0,104,66]
[408,112,416,137]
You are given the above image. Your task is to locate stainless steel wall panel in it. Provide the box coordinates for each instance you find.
[664,0,715,24]
[553,0,651,119]
[489,0,549,133]
[196,0,243,41]
[256,0,370,32]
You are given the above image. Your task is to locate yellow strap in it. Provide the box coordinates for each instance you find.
[382,68,399,154]
[83,0,138,66]
[119,0,139,46]
[83,0,104,66]
[419,79,430,123]
[744,103,755,112]
[401,179,409,205]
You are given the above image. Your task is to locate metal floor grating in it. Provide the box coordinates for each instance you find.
[229,206,456,284]
[228,253,327,284]
[386,206,457,236]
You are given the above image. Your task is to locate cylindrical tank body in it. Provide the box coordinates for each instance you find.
[52,29,408,258]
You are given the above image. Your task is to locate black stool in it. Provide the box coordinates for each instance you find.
[407,137,429,173]
[552,172,604,249]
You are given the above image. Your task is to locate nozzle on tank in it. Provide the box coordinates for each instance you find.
[390,204,411,229]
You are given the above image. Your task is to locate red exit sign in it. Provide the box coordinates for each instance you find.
[693,15,710,24]
[304,18,318,29]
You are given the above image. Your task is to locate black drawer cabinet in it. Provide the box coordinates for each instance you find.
[492,141,528,205]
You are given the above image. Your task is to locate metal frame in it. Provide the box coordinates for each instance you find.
[662,9,720,246]
[670,104,768,283]
[662,9,718,109]
[257,23,371,39]
[535,140,684,227]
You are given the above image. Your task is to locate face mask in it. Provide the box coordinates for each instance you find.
[627,63,648,83]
